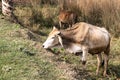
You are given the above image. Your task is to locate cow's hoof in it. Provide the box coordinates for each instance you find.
[82,61,86,65]
[96,71,99,76]
[103,73,109,77]
[75,52,82,56]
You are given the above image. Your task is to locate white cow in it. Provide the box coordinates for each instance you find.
[43,22,111,76]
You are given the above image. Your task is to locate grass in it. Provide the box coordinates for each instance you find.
[14,4,59,31]
[0,15,62,80]
[0,10,120,80]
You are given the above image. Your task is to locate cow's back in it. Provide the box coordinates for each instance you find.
[61,22,110,50]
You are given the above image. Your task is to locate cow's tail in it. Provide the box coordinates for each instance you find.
[101,35,110,67]
[105,34,111,55]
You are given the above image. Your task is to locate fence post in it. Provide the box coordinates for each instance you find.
[2,0,23,27]
[2,0,13,16]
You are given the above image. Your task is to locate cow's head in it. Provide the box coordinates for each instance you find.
[42,27,63,49]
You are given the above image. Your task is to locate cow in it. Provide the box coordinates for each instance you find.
[42,22,111,76]
[58,10,77,29]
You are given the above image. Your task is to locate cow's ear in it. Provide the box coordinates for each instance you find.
[57,35,63,47]
[57,31,61,35]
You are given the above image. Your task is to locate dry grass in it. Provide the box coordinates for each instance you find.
[61,0,120,37]
[14,0,59,32]
[13,0,120,36]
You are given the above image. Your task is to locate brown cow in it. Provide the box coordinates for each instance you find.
[58,10,77,29]
[43,22,111,76]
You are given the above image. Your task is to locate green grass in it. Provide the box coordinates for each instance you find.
[0,14,120,80]
[0,15,62,80]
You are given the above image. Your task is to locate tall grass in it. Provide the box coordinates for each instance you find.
[14,0,120,36]
[62,0,120,37]
[14,0,59,32]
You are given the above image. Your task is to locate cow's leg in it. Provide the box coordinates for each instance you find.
[103,46,110,76]
[59,21,62,29]
[69,24,71,28]
[81,47,88,66]
[103,53,109,76]
[68,22,72,28]
[96,53,102,75]
[69,21,72,28]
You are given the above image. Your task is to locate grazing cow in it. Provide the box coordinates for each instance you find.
[43,22,111,76]
[58,10,77,29]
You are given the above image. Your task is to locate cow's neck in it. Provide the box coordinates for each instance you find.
[61,39,82,53]
[59,30,82,53]
[60,29,76,43]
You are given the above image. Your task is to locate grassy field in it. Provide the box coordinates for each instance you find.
[0,15,62,80]
[0,13,120,80]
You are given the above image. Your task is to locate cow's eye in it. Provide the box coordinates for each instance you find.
[51,37,55,39]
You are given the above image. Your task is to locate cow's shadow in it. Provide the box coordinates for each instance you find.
[73,64,120,80]
[108,64,120,78]
[48,50,120,79]
[73,67,95,80]
[34,31,47,36]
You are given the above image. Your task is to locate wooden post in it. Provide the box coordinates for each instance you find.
[2,0,13,17]
[2,0,23,27]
